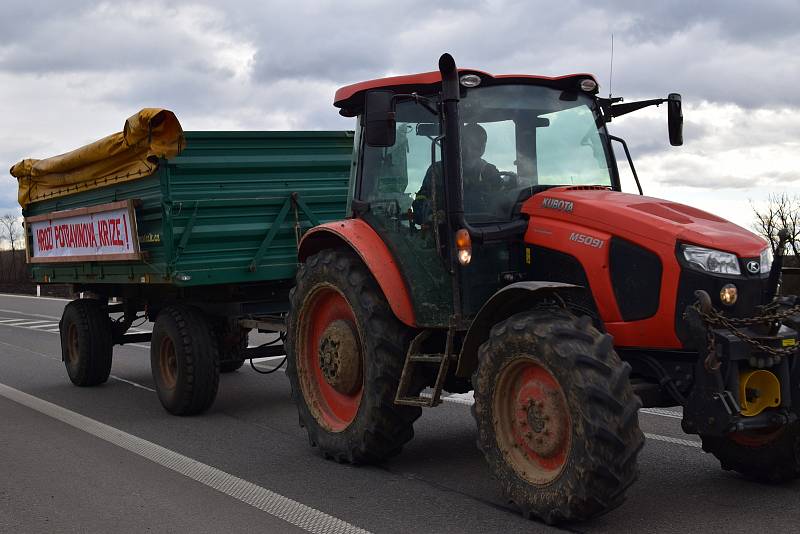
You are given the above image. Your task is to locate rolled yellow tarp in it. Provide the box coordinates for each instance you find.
[10,108,184,207]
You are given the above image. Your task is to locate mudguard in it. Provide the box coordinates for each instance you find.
[298,219,416,327]
[455,281,584,377]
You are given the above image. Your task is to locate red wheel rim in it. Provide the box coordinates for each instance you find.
[298,285,364,432]
[493,357,571,485]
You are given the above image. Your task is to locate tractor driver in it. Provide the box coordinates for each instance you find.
[412,123,502,225]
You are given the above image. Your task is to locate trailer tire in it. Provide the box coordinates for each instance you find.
[151,305,220,415]
[60,299,113,387]
[701,423,800,483]
[472,308,644,524]
[219,327,248,373]
[286,248,420,464]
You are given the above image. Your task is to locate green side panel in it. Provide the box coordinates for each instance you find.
[25,130,354,288]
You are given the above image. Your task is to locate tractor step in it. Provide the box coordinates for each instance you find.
[395,328,454,408]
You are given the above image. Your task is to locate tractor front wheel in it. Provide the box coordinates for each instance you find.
[472,308,644,524]
[286,248,420,463]
[701,423,800,482]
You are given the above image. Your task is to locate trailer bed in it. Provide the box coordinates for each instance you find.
[23,130,354,288]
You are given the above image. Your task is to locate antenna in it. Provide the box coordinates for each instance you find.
[608,33,614,98]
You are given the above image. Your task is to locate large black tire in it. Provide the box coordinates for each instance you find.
[472,308,644,524]
[285,248,421,463]
[150,305,220,415]
[60,299,113,386]
[701,424,800,482]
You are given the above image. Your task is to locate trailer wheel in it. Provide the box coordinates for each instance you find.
[286,248,420,463]
[701,423,800,483]
[151,305,220,415]
[60,299,113,386]
[219,326,249,373]
[472,308,644,524]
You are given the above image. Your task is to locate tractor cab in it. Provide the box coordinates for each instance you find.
[334,54,681,323]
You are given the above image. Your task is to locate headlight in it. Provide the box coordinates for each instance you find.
[760,247,772,274]
[682,245,741,275]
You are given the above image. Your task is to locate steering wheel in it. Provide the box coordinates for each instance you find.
[499,171,519,189]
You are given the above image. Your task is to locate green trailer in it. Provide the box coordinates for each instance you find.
[14,112,353,414]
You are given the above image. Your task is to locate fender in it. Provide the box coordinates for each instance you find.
[298,219,416,327]
[455,281,585,377]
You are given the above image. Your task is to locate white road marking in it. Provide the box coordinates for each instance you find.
[0,292,69,302]
[644,433,702,448]
[0,382,371,534]
[110,375,156,392]
[0,308,61,320]
[7,320,52,327]
[0,319,36,325]
[640,407,683,419]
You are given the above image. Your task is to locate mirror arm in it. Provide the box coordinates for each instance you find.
[611,98,665,118]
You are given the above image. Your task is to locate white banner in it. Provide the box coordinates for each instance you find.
[31,205,138,259]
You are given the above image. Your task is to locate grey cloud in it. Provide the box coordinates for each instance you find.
[2,0,799,111]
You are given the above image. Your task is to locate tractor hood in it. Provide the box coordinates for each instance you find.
[521,187,767,257]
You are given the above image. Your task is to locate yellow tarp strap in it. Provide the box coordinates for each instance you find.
[10,108,184,207]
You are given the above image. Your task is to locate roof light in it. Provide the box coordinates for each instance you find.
[459,74,482,88]
[580,79,598,92]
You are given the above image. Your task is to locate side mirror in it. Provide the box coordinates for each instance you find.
[667,93,683,146]
[364,90,396,147]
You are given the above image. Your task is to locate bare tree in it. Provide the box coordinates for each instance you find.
[0,214,22,281]
[752,193,800,256]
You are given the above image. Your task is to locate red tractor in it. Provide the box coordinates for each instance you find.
[286,54,800,523]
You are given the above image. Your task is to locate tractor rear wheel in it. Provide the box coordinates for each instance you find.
[472,308,644,524]
[701,423,800,482]
[286,248,420,463]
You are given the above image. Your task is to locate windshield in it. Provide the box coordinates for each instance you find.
[358,83,613,225]
[459,84,613,222]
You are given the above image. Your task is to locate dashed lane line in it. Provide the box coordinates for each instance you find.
[641,407,682,419]
[0,382,372,534]
[644,433,702,448]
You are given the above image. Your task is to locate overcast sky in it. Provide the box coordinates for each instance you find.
[2,0,798,232]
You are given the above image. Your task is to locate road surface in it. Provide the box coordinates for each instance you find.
[0,293,798,533]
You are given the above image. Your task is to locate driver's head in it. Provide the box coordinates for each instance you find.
[462,123,487,164]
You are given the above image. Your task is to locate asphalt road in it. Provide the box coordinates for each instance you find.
[1,293,798,533]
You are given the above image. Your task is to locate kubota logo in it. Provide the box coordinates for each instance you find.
[541,197,574,213]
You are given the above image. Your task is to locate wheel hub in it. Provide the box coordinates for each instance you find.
[67,324,79,365]
[318,319,361,395]
[517,387,568,458]
[493,357,572,485]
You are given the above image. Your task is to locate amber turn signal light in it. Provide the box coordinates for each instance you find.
[455,229,472,265]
